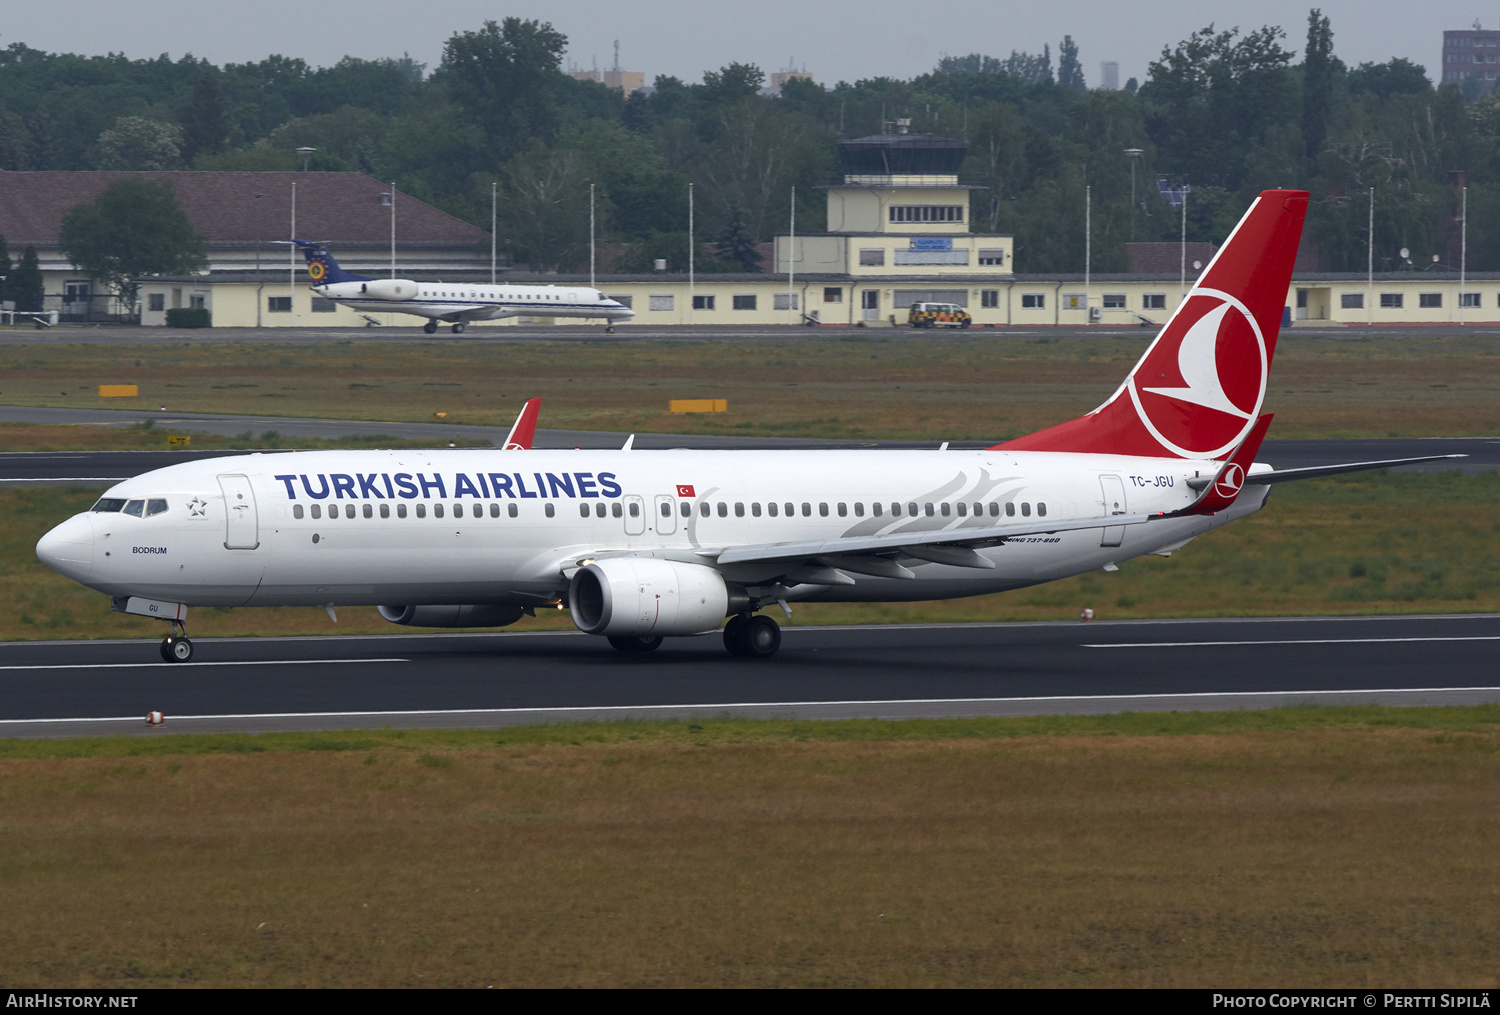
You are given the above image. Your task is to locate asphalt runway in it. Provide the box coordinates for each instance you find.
[6,322,1500,346]
[2,404,1495,484]
[2,614,1497,738]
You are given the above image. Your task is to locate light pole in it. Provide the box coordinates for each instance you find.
[295,146,316,172]
[1123,148,1143,242]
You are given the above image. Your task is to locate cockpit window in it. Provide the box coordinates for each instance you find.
[92,498,126,512]
[145,499,169,517]
[122,500,145,517]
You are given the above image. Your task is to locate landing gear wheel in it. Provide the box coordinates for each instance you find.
[423,320,438,334]
[608,635,663,653]
[451,322,466,334]
[741,616,781,658]
[160,636,193,663]
[723,614,750,656]
[605,325,615,334]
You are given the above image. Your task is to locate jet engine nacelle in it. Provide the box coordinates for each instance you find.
[377,604,526,628]
[568,558,731,637]
[360,279,418,301]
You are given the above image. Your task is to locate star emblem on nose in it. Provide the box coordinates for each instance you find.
[187,496,207,516]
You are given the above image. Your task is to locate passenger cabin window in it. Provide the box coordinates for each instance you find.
[345,504,356,519]
[293,504,304,519]
[364,504,374,518]
[434,504,444,519]
[398,504,408,518]
[416,504,427,518]
[545,503,555,517]
[453,504,463,519]
[311,504,322,519]
[508,504,519,518]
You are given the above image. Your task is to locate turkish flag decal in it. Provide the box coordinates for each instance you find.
[676,484,695,498]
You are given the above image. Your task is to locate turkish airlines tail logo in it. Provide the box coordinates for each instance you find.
[995,190,1308,460]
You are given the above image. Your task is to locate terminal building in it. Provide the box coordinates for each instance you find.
[5,139,1497,330]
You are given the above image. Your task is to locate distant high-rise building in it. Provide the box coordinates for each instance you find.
[1100,61,1119,90]
[1442,25,1500,94]
[771,58,813,91]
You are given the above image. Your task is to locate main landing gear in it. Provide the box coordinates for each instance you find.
[723,614,781,658]
[451,322,466,334]
[423,320,438,334]
[159,619,193,663]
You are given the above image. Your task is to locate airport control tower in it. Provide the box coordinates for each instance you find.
[773,127,1012,322]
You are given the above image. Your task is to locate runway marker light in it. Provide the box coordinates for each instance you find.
[434,412,448,419]
[146,710,164,726]
[1080,608,1095,621]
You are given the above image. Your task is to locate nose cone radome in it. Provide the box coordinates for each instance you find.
[36,514,94,584]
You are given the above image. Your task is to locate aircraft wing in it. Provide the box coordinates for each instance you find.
[700,512,1154,576]
[1245,454,1466,485]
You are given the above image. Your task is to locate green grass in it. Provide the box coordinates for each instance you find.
[5,704,1500,759]
[1,331,1498,439]
[3,718,1498,986]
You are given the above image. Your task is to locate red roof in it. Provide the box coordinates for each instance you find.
[0,171,488,252]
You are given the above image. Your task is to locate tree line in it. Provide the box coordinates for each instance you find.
[3,10,1498,275]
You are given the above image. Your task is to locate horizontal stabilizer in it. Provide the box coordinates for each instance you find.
[1245,454,1467,485]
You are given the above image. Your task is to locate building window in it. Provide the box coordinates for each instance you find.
[649,294,674,311]
[895,249,970,266]
[1380,293,1403,309]
[268,297,291,313]
[1459,292,1481,308]
[773,293,799,310]
[981,289,999,308]
[607,294,633,308]
[858,249,885,266]
[889,205,964,223]
[311,297,336,313]
[1419,293,1442,309]
[1103,293,1126,309]
[147,294,165,312]
[823,288,842,304]
[189,295,206,309]
[1022,293,1045,309]
[1341,293,1364,309]
[692,294,715,311]
[978,249,1006,266]
[732,294,756,311]
[892,290,968,308]
[1143,293,1166,309]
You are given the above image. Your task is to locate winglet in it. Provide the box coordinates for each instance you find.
[1157,413,1274,518]
[502,398,541,450]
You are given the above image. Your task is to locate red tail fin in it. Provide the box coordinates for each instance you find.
[503,398,541,450]
[995,190,1308,460]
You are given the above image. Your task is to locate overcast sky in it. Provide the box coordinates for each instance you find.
[6,1,1487,90]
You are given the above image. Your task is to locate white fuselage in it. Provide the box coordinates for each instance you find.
[314,279,635,324]
[36,448,1268,611]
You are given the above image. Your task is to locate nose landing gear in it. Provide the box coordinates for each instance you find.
[159,619,193,663]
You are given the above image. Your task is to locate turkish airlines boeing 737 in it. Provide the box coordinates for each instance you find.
[38,190,1458,662]
[293,240,636,333]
